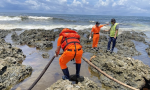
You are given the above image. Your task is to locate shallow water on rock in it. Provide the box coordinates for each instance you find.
[132,40,150,66]
[5,32,101,90]
[4,31,150,90]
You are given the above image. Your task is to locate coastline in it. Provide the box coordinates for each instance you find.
[0,27,149,90]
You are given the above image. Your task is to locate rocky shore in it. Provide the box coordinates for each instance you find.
[45,77,101,90]
[43,29,150,90]
[81,30,148,57]
[0,28,150,90]
[146,45,150,56]
[11,28,63,50]
[90,53,150,90]
[79,30,150,89]
[0,30,32,90]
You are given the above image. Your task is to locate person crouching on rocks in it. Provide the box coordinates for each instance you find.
[89,22,109,50]
[55,28,83,80]
[105,18,119,53]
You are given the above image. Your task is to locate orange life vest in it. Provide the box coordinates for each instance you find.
[59,29,81,50]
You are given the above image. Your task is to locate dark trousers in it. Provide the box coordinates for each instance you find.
[107,37,117,51]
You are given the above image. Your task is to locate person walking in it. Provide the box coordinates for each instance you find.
[105,18,119,53]
[55,28,83,80]
[89,22,108,50]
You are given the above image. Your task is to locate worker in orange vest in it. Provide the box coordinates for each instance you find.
[89,22,109,49]
[55,28,83,80]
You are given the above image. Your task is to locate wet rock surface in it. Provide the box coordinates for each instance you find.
[90,52,150,90]
[0,33,32,90]
[1,28,150,90]
[0,30,11,39]
[44,29,149,90]
[42,53,50,58]
[81,30,146,57]
[77,30,149,89]
[46,77,101,90]
[11,28,63,50]
[146,45,150,56]
[117,31,146,43]
[116,40,141,57]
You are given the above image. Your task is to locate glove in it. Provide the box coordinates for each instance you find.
[54,53,57,57]
[71,58,75,61]
[55,51,59,57]
[89,36,91,40]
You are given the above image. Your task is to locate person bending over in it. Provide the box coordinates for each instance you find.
[55,28,83,80]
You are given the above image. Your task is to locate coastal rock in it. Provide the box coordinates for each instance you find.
[11,29,57,50]
[0,39,32,90]
[35,41,53,50]
[81,30,144,57]
[11,28,23,31]
[99,35,107,41]
[42,53,50,58]
[52,28,63,37]
[11,32,20,41]
[80,37,91,44]
[146,45,150,56]
[117,31,146,43]
[46,77,101,90]
[77,30,85,36]
[0,30,11,39]
[139,32,147,37]
[100,30,110,34]
[90,53,150,90]
[116,40,141,57]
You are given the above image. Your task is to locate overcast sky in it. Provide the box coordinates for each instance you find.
[0,0,150,16]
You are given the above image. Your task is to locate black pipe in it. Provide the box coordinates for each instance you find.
[28,55,56,90]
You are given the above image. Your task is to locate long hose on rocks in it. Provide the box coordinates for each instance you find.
[28,52,139,90]
[82,56,139,90]
[28,55,56,90]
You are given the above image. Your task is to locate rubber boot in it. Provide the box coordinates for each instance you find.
[62,68,70,80]
[76,64,81,78]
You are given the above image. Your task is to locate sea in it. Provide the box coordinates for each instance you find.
[0,12,150,37]
[0,12,150,90]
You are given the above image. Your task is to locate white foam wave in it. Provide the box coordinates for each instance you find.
[0,16,53,21]
[0,24,150,33]
[0,24,94,30]
[0,16,21,21]
[89,21,95,23]
[28,16,53,20]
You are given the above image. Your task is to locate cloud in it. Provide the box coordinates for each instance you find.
[82,0,89,4]
[72,0,82,7]
[25,0,40,10]
[0,0,150,16]
[95,0,110,7]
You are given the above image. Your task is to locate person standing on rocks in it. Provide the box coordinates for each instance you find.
[89,22,109,50]
[55,28,83,80]
[105,18,119,53]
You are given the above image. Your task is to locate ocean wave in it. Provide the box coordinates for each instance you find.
[53,17,64,20]
[20,16,53,20]
[0,15,77,22]
[89,21,95,23]
[0,24,94,30]
[0,16,21,21]
[0,16,53,21]
[0,23,149,33]
[53,17,76,22]
[28,16,53,20]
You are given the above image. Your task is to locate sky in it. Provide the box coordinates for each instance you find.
[0,0,150,16]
